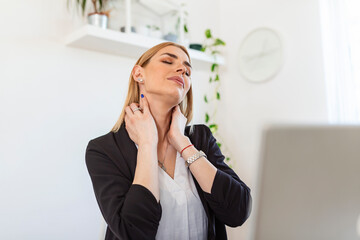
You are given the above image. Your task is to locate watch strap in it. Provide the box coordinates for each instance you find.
[186,150,207,167]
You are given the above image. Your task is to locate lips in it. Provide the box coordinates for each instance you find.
[167,76,184,88]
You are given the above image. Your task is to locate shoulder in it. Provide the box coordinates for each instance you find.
[86,131,114,151]
[85,129,124,165]
[86,122,127,152]
[185,123,214,148]
[185,123,211,135]
[85,123,137,173]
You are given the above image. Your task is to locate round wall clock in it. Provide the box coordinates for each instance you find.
[238,27,283,83]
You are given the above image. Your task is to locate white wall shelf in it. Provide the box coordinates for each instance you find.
[64,25,225,70]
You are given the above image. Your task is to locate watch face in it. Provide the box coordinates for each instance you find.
[238,28,283,83]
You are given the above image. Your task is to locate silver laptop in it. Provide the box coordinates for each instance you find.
[251,124,360,240]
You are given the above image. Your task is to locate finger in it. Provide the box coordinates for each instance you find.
[124,114,129,129]
[172,105,180,114]
[139,94,144,111]
[176,105,183,114]
[140,94,149,113]
[125,106,134,117]
[124,114,129,125]
[130,103,142,114]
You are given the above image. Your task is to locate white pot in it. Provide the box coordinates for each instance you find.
[87,13,108,29]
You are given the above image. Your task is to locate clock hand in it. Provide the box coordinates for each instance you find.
[244,51,266,63]
[262,47,279,56]
[244,47,279,63]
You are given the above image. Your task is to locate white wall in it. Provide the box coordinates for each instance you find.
[0,1,134,239]
[217,0,328,239]
[0,0,328,239]
[0,0,216,239]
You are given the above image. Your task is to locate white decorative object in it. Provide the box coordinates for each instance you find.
[238,27,283,83]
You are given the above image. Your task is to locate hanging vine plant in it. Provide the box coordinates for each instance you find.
[201,29,232,168]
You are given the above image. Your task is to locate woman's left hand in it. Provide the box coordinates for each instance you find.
[167,105,189,152]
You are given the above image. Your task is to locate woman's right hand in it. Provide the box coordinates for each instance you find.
[124,94,158,146]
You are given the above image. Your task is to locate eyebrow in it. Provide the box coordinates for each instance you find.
[160,53,192,69]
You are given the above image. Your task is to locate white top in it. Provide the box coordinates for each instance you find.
[135,144,208,240]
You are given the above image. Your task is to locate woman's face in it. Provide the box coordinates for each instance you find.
[136,46,192,105]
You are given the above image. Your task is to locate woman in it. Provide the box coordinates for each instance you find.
[85,42,252,240]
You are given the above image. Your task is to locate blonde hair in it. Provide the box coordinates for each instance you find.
[111,42,195,135]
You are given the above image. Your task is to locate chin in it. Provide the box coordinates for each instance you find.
[152,87,185,104]
[165,91,183,105]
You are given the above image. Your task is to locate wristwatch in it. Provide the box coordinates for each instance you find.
[186,150,207,167]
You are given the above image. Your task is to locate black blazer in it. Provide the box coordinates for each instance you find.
[85,123,252,240]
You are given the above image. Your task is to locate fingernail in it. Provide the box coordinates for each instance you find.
[141,94,144,98]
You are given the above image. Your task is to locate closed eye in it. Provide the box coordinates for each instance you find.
[162,60,191,77]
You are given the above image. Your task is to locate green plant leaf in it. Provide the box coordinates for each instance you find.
[205,113,209,123]
[215,74,219,81]
[229,164,233,169]
[209,77,212,83]
[216,92,220,100]
[214,38,226,46]
[209,124,218,133]
[99,0,103,11]
[211,63,218,72]
[67,0,71,11]
[204,94,208,103]
[216,142,222,148]
[81,0,86,16]
[201,47,206,52]
[205,29,212,39]
[211,50,220,55]
[226,157,230,161]
[184,24,188,33]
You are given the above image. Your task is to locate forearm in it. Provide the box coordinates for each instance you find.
[179,137,217,194]
[132,143,160,203]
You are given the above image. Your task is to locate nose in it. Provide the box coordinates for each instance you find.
[176,64,186,75]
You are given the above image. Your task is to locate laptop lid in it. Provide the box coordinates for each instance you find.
[251,124,360,240]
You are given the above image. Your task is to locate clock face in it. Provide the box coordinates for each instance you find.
[238,28,283,83]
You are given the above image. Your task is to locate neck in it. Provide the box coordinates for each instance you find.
[146,94,176,145]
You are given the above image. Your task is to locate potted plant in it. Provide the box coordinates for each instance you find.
[165,5,189,45]
[67,0,114,29]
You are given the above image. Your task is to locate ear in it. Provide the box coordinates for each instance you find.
[132,65,145,83]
